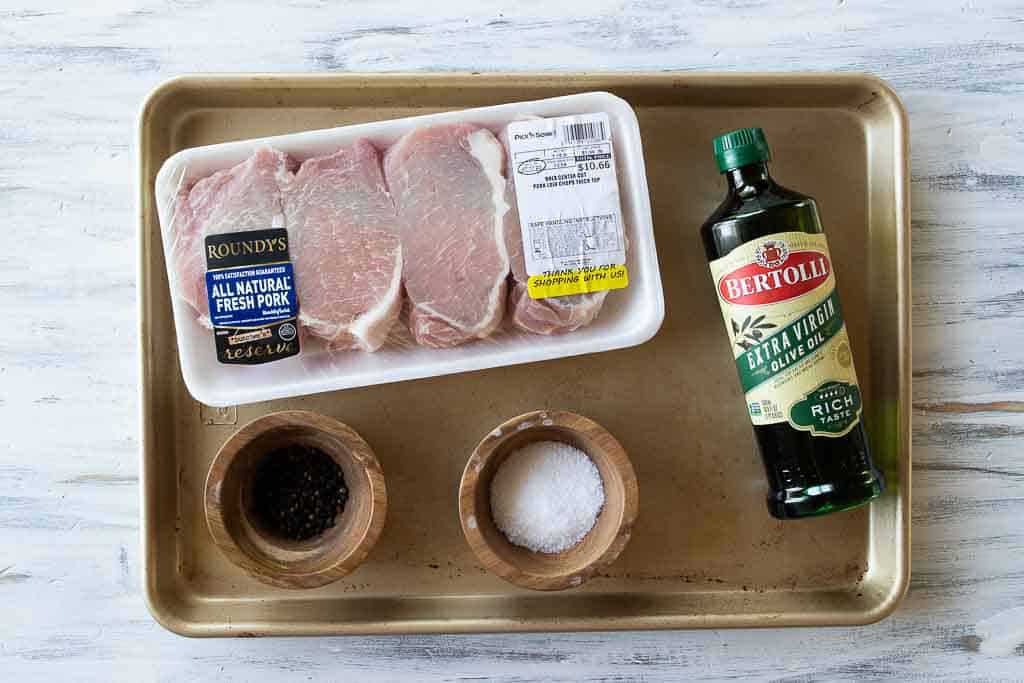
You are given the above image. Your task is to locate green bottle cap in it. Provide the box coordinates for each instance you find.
[713,127,772,172]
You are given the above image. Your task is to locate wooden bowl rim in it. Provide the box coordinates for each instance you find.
[204,410,387,589]
[458,409,639,591]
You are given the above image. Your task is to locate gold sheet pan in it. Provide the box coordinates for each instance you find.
[138,73,910,636]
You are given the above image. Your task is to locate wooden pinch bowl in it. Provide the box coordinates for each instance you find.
[459,410,639,591]
[204,410,387,590]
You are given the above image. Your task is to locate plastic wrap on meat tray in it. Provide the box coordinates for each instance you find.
[153,91,663,405]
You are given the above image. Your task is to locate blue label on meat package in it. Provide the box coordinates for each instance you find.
[204,229,300,365]
[206,262,298,328]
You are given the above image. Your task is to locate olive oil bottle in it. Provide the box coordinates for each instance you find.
[701,128,884,519]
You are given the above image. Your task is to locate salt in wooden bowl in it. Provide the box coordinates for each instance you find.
[459,410,639,591]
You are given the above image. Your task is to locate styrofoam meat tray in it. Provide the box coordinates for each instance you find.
[154,92,664,407]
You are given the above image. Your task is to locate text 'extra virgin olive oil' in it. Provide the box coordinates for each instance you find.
[701,128,884,519]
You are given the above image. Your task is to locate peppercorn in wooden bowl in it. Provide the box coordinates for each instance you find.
[204,410,387,589]
[459,410,639,591]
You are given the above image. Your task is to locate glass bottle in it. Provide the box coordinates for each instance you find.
[701,127,884,519]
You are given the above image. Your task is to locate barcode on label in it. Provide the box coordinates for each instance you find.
[561,120,607,144]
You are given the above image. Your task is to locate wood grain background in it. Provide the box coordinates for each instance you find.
[2,0,1023,680]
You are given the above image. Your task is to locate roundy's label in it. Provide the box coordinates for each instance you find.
[708,231,862,437]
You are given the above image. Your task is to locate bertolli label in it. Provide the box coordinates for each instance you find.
[709,231,862,436]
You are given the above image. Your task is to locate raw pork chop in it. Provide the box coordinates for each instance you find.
[384,123,510,347]
[167,143,402,351]
[168,147,296,324]
[284,141,402,351]
[499,122,609,335]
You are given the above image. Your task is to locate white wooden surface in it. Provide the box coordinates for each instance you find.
[2,1,1023,680]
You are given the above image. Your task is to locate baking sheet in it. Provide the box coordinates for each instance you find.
[138,73,911,635]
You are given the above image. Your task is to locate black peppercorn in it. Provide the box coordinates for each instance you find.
[252,445,348,541]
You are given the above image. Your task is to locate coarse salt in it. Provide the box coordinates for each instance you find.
[489,440,605,554]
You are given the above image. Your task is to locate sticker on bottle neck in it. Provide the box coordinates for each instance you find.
[204,228,300,365]
[506,112,628,299]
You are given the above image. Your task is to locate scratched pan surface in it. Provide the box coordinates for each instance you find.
[137,73,910,636]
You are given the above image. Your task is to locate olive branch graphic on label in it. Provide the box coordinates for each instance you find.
[731,315,777,351]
